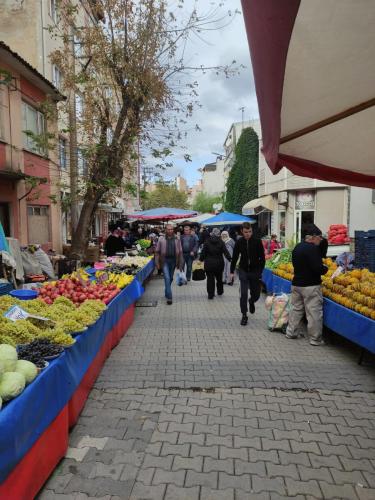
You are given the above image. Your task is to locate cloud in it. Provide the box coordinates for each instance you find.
[143,0,259,185]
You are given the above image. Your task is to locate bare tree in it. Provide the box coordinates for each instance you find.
[50,0,240,258]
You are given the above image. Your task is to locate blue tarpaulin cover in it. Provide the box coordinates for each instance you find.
[0,277,145,483]
[136,259,155,284]
[201,211,256,226]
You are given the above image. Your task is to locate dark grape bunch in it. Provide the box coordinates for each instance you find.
[17,339,64,366]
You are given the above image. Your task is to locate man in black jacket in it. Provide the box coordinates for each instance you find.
[230,222,265,325]
[286,225,328,346]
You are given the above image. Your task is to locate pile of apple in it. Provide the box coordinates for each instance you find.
[38,278,120,305]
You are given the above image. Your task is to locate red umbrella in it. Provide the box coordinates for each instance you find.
[242,0,375,188]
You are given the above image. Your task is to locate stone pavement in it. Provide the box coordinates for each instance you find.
[40,276,375,500]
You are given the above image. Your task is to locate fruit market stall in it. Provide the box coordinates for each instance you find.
[262,259,375,355]
[0,258,154,498]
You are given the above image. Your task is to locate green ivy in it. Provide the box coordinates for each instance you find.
[225,127,258,213]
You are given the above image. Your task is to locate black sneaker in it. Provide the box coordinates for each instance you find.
[167,299,173,305]
[240,314,248,326]
[249,301,255,314]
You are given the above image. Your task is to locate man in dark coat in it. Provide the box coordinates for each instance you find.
[230,222,265,325]
[200,228,231,299]
[104,229,125,257]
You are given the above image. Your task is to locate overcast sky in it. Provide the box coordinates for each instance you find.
[146,0,259,186]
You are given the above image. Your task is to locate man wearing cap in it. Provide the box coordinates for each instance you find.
[286,225,328,346]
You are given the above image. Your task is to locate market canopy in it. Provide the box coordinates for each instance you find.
[242,195,273,215]
[241,0,375,188]
[201,211,255,226]
[127,207,197,221]
[173,213,214,224]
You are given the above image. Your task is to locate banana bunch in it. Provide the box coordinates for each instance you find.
[97,271,134,289]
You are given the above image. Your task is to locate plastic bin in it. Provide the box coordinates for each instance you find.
[354,230,375,272]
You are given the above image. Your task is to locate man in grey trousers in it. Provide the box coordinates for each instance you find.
[286,225,328,346]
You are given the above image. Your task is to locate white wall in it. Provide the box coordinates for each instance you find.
[349,187,375,236]
[202,159,225,196]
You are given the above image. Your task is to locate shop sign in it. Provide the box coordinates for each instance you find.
[295,191,315,210]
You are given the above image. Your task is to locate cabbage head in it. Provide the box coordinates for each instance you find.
[15,360,38,384]
[0,344,18,372]
[0,372,25,401]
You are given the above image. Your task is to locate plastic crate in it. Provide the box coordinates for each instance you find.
[354,230,375,272]
[0,282,14,296]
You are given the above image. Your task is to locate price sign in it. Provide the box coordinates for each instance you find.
[4,305,52,323]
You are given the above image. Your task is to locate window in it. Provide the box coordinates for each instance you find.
[27,205,49,216]
[74,34,83,59]
[77,147,86,175]
[22,102,46,155]
[59,137,67,169]
[75,93,83,120]
[0,87,5,139]
[52,65,62,89]
[50,0,59,23]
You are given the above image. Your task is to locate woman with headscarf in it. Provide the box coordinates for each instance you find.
[200,228,232,299]
[221,231,235,285]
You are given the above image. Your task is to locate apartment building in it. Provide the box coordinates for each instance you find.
[239,123,375,240]
[0,1,137,242]
[0,42,63,249]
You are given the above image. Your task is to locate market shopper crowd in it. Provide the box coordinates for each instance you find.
[103,219,329,347]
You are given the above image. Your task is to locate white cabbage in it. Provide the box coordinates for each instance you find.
[0,372,25,401]
[15,360,38,384]
[0,344,18,372]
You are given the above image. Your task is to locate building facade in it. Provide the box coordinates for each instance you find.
[0,0,136,243]
[0,42,63,249]
[200,158,225,197]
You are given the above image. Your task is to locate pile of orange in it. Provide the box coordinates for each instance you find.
[322,267,375,320]
[273,262,294,281]
[272,258,375,320]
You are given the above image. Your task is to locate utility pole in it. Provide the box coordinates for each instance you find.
[69,26,79,235]
[239,106,245,130]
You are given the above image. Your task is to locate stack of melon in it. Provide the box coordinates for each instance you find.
[0,344,38,410]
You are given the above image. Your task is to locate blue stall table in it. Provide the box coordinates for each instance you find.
[136,258,155,284]
[324,298,375,354]
[262,270,375,355]
[0,275,144,498]
[262,269,291,294]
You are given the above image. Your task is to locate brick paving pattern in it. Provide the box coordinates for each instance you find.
[39,276,375,499]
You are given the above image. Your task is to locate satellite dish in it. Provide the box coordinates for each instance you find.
[212,203,223,211]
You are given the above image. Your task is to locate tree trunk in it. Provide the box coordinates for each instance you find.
[69,191,102,260]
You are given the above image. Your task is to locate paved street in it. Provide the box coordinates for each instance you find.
[40,276,375,500]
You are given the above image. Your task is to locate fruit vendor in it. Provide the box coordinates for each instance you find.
[286,225,328,346]
[155,224,184,305]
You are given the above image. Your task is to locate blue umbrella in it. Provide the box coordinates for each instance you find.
[201,211,255,226]
[127,207,197,221]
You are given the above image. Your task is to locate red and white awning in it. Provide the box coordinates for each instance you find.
[242,0,375,188]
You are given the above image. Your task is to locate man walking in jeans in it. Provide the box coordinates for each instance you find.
[180,225,198,282]
[155,224,183,305]
[230,222,265,326]
[286,225,328,346]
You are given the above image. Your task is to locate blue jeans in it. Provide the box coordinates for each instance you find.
[163,257,176,299]
[183,253,193,280]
